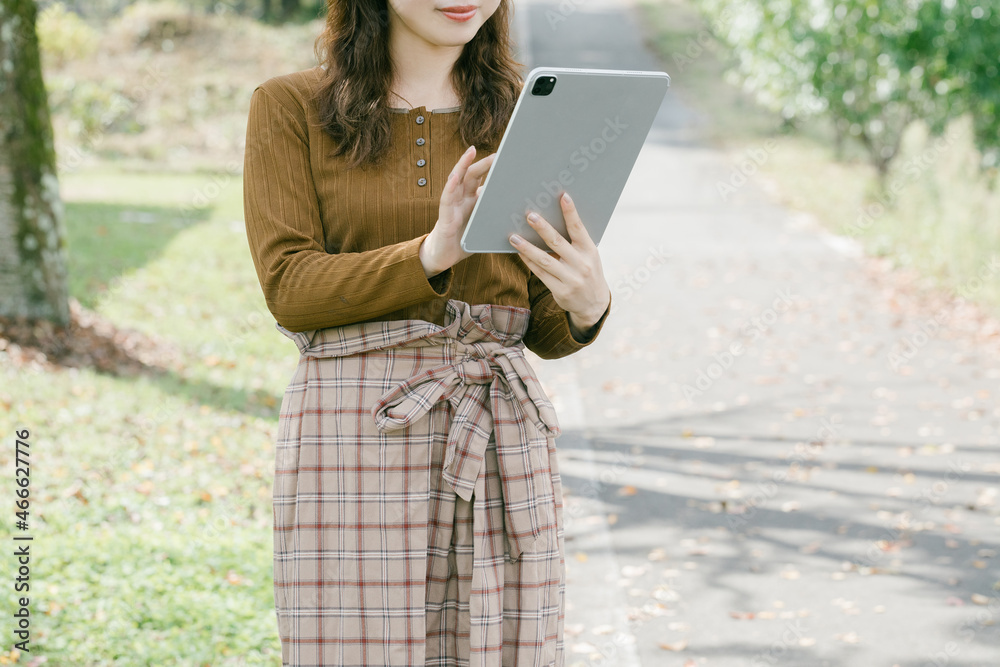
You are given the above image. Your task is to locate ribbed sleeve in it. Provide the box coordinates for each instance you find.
[242,85,454,333]
[521,272,612,360]
[241,67,612,358]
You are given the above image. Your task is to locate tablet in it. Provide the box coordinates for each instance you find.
[460,66,670,253]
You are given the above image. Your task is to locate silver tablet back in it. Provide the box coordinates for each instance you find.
[461,66,670,253]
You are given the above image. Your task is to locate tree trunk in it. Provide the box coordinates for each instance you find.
[0,0,70,325]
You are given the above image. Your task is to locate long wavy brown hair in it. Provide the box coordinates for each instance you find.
[309,0,525,171]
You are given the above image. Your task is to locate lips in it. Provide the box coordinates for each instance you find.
[439,5,477,20]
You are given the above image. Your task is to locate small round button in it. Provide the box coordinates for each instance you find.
[416,137,425,146]
[416,115,425,124]
[417,178,427,186]
[417,158,426,167]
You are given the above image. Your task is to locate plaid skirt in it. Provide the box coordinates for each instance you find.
[272,299,566,666]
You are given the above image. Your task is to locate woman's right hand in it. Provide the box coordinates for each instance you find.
[419,145,496,277]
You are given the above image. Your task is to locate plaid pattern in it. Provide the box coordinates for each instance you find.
[272,299,566,666]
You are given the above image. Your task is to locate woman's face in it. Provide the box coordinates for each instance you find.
[386,0,502,48]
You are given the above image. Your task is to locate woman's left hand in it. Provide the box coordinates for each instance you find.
[509,191,611,335]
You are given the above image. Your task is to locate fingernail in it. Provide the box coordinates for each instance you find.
[527,212,540,223]
[562,192,572,204]
[510,234,522,244]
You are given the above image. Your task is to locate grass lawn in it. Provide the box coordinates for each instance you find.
[2,167,293,666]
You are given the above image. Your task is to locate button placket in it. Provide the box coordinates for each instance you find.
[412,107,429,194]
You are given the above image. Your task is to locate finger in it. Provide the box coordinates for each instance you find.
[464,153,496,184]
[444,147,478,201]
[525,211,579,267]
[451,145,477,185]
[510,231,569,282]
[517,248,558,287]
[559,191,594,247]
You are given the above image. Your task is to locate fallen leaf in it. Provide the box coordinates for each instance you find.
[729,611,755,620]
[658,639,688,651]
[618,485,637,496]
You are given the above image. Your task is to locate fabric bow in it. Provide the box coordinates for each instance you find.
[371,344,561,559]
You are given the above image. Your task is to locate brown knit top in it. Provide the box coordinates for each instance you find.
[242,65,611,360]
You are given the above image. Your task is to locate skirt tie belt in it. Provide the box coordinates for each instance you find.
[371,342,561,560]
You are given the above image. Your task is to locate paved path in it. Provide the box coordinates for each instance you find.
[513,0,1000,665]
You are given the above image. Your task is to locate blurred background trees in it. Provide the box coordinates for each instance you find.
[696,0,999,177]
[36,0,327,23]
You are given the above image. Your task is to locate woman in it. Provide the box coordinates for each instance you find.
[242,0,613,663]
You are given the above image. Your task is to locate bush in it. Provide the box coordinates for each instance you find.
[112,0,201,46]
[37,2,100,68]
[695,0,999,175]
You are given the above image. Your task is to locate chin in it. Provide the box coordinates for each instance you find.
[430,14,487,41]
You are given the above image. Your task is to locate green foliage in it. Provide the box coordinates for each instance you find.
[906,1,1000,166]
[46,76,142,147]
[846,115,1000,306]
[695,0,1000,173]
[35,0,327,24]
[36,1,100,67]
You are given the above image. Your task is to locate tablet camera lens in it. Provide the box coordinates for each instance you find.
[531,76,557,96]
